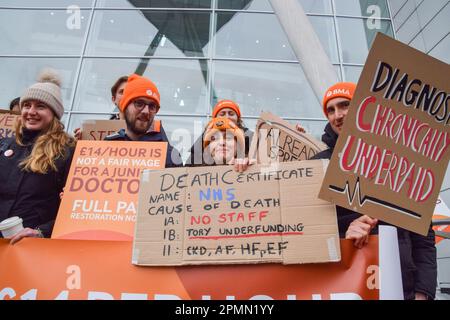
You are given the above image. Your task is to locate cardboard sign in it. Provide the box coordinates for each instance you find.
[319,33,450,235]
[248,112,327,164]
[81,119,126,140]
[0,237,384,300]
[133,160,340,266]
[0,109,19,139]
[51,140,167,241]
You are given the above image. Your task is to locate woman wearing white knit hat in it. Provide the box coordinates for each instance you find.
[0,69,75,244]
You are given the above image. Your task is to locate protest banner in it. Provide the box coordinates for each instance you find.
[0,110,19,139]
[248,112,327,164]
[0,227,403,300]
[81,119,126,140]
[319,33,450,235]
[133,160,340,266]
[0,237,385,300]
[51,140,167,241]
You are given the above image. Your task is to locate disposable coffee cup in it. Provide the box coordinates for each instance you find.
[0,216,24,239]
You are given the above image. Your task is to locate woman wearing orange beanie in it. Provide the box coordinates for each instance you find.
[187,100,253,166]
[200,118,251,173]
[202,118,245,165]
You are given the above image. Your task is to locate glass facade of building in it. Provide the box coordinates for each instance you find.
[388,0,450,207]
[388,0,449,64]
[388,1,450,298]
[0,0,395,160]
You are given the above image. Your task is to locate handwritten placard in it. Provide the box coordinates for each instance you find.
[133,160,340,266]
[319,33,450,235]
[0,109,19,139]
[81,120,126,140]
[249,112,327,164]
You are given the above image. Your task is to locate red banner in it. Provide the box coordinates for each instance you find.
[0,238,380,300]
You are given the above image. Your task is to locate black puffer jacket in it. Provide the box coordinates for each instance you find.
[313,123,437,300]
[0,129,75,237]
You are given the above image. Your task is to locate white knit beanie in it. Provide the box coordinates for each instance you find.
[20,69,64,119]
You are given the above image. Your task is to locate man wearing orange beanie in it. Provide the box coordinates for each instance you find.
[105,74,182,167]
[309,82,356,159]
[312,82,437,300]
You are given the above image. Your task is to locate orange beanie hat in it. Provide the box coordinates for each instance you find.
[119,74,160,112]
[322,82,356,116]
[212,100,241,118]
[203,118,245,152]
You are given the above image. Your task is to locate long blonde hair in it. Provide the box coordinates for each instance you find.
[15,117,75,174]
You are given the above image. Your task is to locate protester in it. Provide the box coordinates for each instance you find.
[202,117,250,172]
[108,75,128,120]
[73,75,128,139]
[0,69,75,244]
[9,97,20,113]
[187,100,253,166]
[312,82,437,300]
[104,74,182,168]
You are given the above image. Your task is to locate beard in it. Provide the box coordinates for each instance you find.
[125,109,152,135]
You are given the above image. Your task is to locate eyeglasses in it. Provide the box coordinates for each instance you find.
[132,100,158,112]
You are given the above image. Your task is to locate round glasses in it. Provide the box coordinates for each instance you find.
[132,99,158,112]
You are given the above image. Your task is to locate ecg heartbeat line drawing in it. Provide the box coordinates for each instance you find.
[329,178,422,219]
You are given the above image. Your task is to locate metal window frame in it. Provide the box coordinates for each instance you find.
[0,1,393,132]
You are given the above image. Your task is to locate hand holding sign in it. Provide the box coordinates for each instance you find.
[345,215,378,249]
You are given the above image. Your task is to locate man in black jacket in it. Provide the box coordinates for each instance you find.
[312,82,437,300]
[104,74,182,168]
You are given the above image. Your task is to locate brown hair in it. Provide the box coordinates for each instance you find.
[110,75,129,98]
[9,97,20,111]
[15,117,75,174]
[236,118,245,129]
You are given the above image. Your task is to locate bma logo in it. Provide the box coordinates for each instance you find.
[327,89,350,97]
